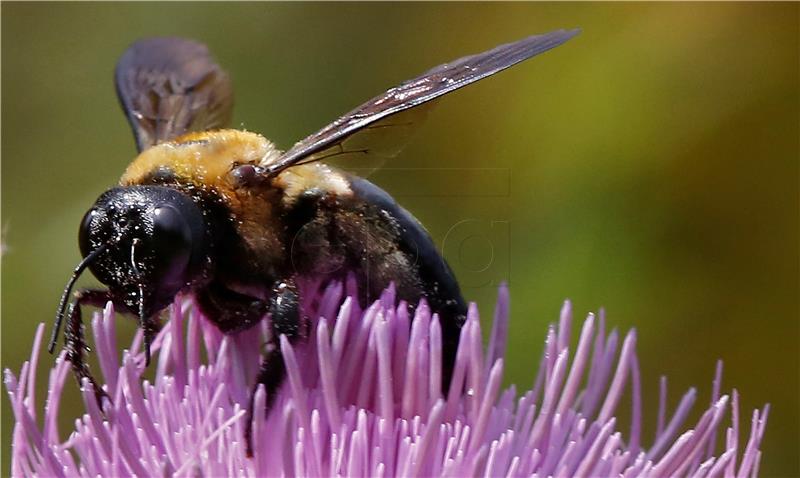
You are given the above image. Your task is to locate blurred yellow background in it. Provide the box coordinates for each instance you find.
[2,3,797,476]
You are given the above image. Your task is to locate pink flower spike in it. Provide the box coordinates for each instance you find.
[5,284,768,477]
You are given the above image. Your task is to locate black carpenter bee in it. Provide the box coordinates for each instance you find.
[48,30,578,456]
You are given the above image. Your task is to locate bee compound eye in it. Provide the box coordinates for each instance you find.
[152,205,193,254]
[142,204,195,289]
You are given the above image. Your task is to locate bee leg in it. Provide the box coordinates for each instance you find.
[64,288,116,407]
[245,279,303,458]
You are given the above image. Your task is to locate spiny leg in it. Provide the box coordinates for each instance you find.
[63,288,117,405]
[245,280,303,458]
[245,339,285,458]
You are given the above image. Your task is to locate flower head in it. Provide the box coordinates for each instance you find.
[6,283,767,476]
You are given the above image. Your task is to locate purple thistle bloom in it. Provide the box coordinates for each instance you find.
[6,283,768,477]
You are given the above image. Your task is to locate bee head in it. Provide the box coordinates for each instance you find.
[78,185,211,317]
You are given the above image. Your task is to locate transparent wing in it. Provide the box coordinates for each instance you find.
[264,28,579,176]
[115,37,234,152]
[305,103,436,178]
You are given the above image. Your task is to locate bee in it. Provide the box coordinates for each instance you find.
[48,30,578,455]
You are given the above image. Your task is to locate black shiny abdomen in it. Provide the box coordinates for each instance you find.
[347,176,467,382]
[347,177,465,312]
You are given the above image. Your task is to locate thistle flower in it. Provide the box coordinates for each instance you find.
[6,283,768,477]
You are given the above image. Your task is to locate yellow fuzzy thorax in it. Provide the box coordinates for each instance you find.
[120,130,280,190]
[119,129,351,204]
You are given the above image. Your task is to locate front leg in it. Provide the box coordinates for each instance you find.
[60,289,120,404]
[245,279,305,458]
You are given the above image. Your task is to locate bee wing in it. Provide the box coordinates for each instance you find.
[115,37,233,152]
[264,29,579,176]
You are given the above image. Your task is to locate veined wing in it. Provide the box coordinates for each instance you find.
[264,29,579,177]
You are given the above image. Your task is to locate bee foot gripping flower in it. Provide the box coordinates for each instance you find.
[6,283,768,476]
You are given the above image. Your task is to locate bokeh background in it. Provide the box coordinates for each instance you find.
[2,3,797,475]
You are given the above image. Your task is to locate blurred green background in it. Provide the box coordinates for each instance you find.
[2,3,797,475]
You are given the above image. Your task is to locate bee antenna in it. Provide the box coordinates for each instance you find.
[48,243,108,354]
[138,283,151,366]
[130,239,151,366]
